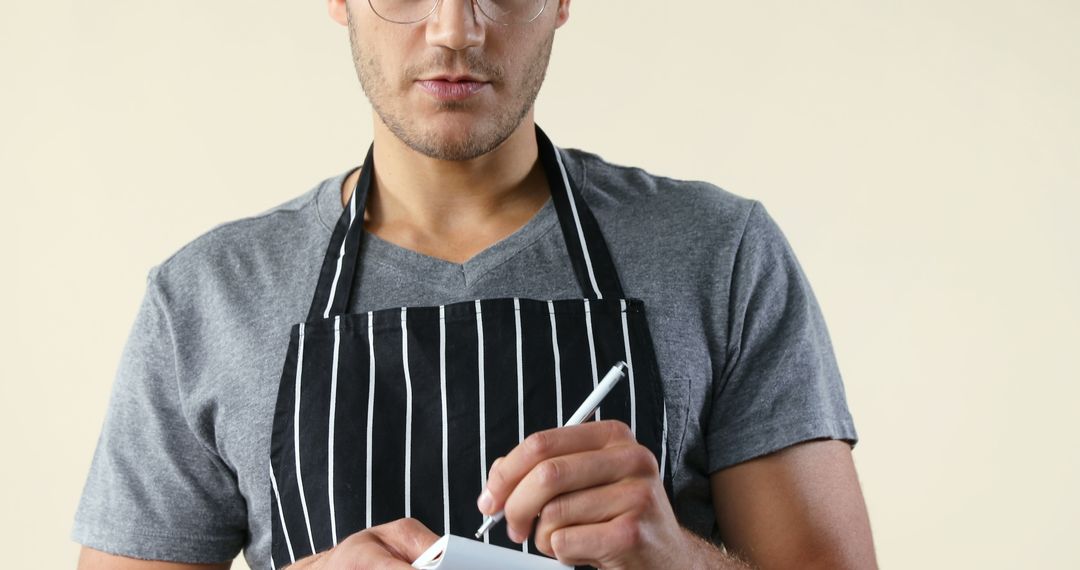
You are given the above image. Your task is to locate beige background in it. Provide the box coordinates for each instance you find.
[2,1,1077,568]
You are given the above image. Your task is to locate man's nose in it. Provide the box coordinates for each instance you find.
[426,0,486,51]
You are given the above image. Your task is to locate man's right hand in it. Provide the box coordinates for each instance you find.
[290,518,439,569]
[77,518,438,570]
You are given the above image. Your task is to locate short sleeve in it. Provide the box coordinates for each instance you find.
[71,267,247,563]
[706,201,858,473]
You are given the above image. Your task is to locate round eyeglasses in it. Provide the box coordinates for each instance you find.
[367,0,548,26]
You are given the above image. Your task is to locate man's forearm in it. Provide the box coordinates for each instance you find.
[681,528,754,569]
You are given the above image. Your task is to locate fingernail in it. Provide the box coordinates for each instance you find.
[477,489,493,513]
[507,526,523,543]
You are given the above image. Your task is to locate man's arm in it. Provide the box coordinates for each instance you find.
[73,268,248,565]
[77,547,230,570]
[710,439,877,569]
[77,518,438,570]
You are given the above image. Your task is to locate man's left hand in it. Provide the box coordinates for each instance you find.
[476,419,698,569]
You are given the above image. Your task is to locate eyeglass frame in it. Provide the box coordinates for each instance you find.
[366,0,549,26]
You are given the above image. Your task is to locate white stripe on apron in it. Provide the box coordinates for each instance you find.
[554,147,602,299]
[584,299,600,421]
[269,461,295,564]
[439,305,450,536]
[401,307,413,519]
[548,300,563,426]
[475,300,489,544]
[620,300,637,436]
[322,189,357,319]
[365,312,375,529]
[292,323,316,554]
[328,316,340,545]
[513,298,528,553]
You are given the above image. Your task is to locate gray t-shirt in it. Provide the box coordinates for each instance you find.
[72,146,857,569]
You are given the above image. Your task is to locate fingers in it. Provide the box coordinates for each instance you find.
[502,443,659,542]
[532,478,658,557]
[330,518,438,569]
[549,513,649,568]
[373,518,441,562]
[479,420,635,515]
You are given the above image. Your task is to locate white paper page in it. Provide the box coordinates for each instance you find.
[412,534,571,570]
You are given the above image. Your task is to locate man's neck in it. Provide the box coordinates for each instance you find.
[339,113,551,264]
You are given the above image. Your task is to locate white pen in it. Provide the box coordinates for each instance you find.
[474,360,629,539]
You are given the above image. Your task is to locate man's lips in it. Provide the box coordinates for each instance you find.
[419,74,487,82]
[416,78,490,101]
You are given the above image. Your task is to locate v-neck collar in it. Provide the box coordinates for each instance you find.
[314,148,588,290]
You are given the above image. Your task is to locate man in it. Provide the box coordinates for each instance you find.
[74,0,876,568]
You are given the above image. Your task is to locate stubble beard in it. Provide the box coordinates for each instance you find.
[346,9,553,161]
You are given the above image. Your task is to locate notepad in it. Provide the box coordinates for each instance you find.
[412,534,571,569]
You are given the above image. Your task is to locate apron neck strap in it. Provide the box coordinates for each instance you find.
[306,124,624,322]
[305,145,374,323]
[535,124,625,301]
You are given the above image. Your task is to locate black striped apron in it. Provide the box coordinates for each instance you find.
[269,125,671,569]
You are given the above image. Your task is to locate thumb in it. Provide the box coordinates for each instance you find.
[380,518,440,562]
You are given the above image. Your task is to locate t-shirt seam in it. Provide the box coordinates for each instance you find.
[710,412,851,444]
[463,216,562,288]
[73,517,244,543]
[463,146,588,287]
[570,147,591,201]
[318,150,588,234]
[158,189,323,272]
[704,200,759,436]
[359,214,562,295]
[363,257,466,296]
[707,413,856,471]
[353,149,585,292]
[317,166,360,233]
[147,268,234,466]
[723,200,760,358]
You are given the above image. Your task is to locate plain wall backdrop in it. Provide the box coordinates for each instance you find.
[2,1,1077,568]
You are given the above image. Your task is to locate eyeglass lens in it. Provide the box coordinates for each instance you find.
[368,0,547,25]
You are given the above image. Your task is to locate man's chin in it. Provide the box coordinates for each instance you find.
[420,111,491,133]
[399,120,506,161]
[406,134,493,162]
